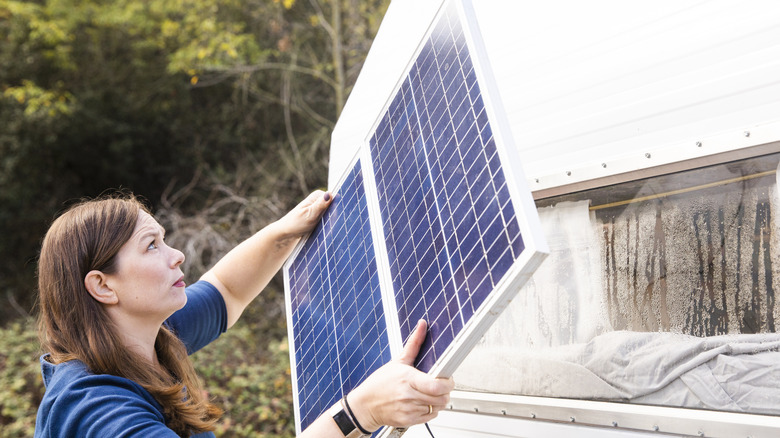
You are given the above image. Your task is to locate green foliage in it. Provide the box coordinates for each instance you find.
[193,324,295,437]
[2,80,74,118]
[0,0,390,323]
[0,0,390,434]
[0,319,43,437]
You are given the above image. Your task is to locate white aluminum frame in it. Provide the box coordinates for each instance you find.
[446,391,780,438]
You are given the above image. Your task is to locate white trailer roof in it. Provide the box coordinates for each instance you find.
[331,0,780,194]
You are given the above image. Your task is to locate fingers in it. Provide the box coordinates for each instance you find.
[417,400,447,419]
[400,396,449,425]
[398,319,453,400]
[398,319,427,366]
[342,320,457,430]
[298,189,330,209]
[290,190,333,230]
[309,190,333,217]
[381,396,448,427]
[349,359,454,430]
[408,388,451,408]
[316,190,333,211]
[297,189,324,207]
[410,374,454,400]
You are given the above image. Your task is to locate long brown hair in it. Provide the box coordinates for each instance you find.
[37,195,222,436]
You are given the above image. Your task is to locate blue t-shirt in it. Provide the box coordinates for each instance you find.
[34,281,228,438]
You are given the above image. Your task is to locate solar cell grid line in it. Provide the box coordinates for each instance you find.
[284,157,392,435]
[361,0,547,388]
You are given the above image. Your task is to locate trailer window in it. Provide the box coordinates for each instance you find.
[455,149,780,415]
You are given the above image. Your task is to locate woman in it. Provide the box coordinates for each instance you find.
[35,190,453,437]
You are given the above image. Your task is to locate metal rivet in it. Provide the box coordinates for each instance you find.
[534,178,539,183]
[653,425,659,431]
[601,163,607,168]
[570,417,576,422]
[612,421,618,427]
[645,153,652,158]
[744,131,751,137]
[531,413,536,418]
[566,171,572,176]
[473,407,479,413]
[696,141,702,147]
[501,409,507,415]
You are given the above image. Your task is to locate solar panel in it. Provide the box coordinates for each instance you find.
[284,0,547,435]
[285,156,392,432]
[365,3,528,373]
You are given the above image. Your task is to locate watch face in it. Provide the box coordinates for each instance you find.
[333,409,357,436]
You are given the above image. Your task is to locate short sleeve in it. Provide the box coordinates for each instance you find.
[165,281,228,355]
[36,372,180,438]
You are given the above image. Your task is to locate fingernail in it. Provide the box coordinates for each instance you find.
[324,193,331,201]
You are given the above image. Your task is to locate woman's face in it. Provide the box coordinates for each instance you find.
[104,210,188,323]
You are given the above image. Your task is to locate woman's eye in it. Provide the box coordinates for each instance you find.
[147,241,158,251]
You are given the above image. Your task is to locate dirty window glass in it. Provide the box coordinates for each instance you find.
[456,150,780,415]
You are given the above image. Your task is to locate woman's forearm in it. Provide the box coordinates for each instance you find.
[200,220,300,328]
[298,401,356,438]
[201,190,333,328]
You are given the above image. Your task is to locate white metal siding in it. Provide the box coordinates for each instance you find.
[478,0,780,193]
[331,0,780,191]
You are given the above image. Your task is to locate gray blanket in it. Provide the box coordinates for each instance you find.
[455,331,780,415]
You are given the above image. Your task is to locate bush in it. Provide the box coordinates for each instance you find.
[0,319,44,438]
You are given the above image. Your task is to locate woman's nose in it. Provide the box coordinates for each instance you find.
[170,247,185,268]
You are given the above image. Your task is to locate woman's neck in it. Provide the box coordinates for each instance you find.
[121,330,161,367]
[105,306,163,367]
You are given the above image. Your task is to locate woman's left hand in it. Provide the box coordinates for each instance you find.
[276,190,333,239]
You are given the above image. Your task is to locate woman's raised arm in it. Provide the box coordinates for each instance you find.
[200,190,333,328]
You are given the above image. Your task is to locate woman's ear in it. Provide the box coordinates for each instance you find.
[84,270,118,305]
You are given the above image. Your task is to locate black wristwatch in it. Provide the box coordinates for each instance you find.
[332,407,367,438]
